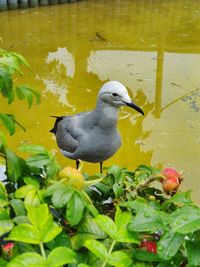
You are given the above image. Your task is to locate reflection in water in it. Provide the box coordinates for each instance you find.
[43,47,75,108]
[0,0,200,203]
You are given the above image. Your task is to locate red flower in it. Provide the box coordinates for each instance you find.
[2,242,14,253]
[140,240,157,254]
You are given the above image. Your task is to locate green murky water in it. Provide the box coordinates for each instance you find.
[0,0,200,202]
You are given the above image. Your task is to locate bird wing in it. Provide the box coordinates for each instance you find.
[56,117,79,153]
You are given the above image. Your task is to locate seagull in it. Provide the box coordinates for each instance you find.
[50,81,144,173]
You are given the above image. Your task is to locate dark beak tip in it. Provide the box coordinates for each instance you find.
[125,101,144,116]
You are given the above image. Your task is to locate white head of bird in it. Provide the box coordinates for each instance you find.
[97,81,144,115]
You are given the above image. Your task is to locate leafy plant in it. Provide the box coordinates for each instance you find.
[0,49,40,135]
[0,132,200,266]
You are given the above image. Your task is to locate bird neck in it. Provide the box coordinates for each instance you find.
[94,100,119,129]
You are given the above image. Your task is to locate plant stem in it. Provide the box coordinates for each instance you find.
[135,174,165,193]
[101,240,116,267]
[39,242,46,259]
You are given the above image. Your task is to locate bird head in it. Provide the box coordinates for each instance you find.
[98,81,144,115]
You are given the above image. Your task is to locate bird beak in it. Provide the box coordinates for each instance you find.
[125,101,144,115]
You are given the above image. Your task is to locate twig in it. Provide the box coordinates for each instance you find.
[135,174,164,193]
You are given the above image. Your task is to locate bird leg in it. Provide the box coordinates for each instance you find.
[100,162,103,173]
[76,159,80,170]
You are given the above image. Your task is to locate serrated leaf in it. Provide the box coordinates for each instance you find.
[108,250,132,267]
[26,154,51,168]
[0,220,14,236]
[5,147,23,182]
[27,204,62,243]
[186,240,200,266]
[18,144,48,154]
[0,67,13,103]
[7,223,40,244]
[78,216,107,238]
[52,186,74,208]
[6,252,45,267]
[16,85,40,108]
[66,192,85,226]
[170,206,200,234]
[71,233,101,250]
[47,231,71,250]
[107,165,123,182]
[94,215,118,239]
[162,191,192,209]
[0,113,15,135]
[128,209,167,233]
[84,239,107,259]
[47,247,76,267]
[10,199,26,216]
[15,184,36,198]
[115,206,132,230]
[42,182,63,197]
[157,231,184,260]
[27,204,50,229]
[0,55,23,74]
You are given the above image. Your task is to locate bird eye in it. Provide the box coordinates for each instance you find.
[112,93,118,97]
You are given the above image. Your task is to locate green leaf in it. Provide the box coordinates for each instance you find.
[5,147,23,182]
[162,191,192,208]
[108,251,132,267]
[16,85,40,108]
[10,199,26,216]
[0,130,7,148]
[0,55,23,74]
[9,51,30,69]
[15,184,36,198]
[18,144,48,154]
[24,176,40,188]
[46,231,71,250]
[94,215,118,239]
[0,220,14,236]
[157,231,184,260]
[27,204,49,229]
[27,204,62,243]
[0,181,9,207]
[52,186,74,208]
[0,66,13,103]
[133,249,161,262]
[120,198,148,212]
[114,206,132,230]
[7,223,40,244]
[66,192,85,226]
[13,215,30,225]
[186,240,200,266]
[78,216,107,238]
[26,154,51,168]
[84,239,107,259]
[71,233,101,250]
[43,182,64,197]
[0,258,8,267]
[107,165,123,182]
[0,113,15,135]
[47,247,76,267]
[128,209,167,233]
[78,264,90,267]
[6,252,46,267]
[170,206,200,234]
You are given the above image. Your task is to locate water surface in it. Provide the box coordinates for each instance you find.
[0,0,200,202]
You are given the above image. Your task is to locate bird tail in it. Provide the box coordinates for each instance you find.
[50,116,64,134]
